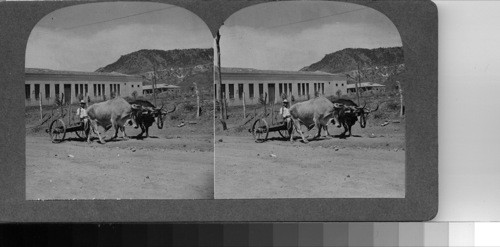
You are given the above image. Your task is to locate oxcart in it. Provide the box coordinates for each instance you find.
[251,118,290,143]
[250,103,291,143]
[46,104,87,143]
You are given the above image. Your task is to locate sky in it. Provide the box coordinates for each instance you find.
[218,1,402,71]
[26,2,213,72]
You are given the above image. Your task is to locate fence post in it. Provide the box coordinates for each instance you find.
[397,81,404,117]
[193,82,200,118]
[39,93,42,120]
[242,89,246,119]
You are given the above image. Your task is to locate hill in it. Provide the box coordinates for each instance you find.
[300,47,406,90]
[96,48,213,91]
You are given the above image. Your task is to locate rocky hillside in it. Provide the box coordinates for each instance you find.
[96,48,213,90]
[300,47,405,90]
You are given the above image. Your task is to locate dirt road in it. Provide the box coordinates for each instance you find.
[214,123,405,199]
[26,124,213,200]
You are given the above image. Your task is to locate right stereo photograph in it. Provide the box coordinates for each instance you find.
[214,1,406,199]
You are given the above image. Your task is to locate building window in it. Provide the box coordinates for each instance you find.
[284,83,288,95]
[249,83,254,98]
[25,84,30,99]
[279,83,283,96]
[238,84,243,99]
[93,84,97,96]
[98,84,101,96]
[259,83,263,97]
[45,84,50,98]
[85,84,88,95]
[289,83,292,94]
[117,84,120,95]
[34,84,40,99]
[297,83,301,96]
[75,84,79,97]
[342,83,344,86]
[228,84,234,99]
[302,84,305,97]
[80,84,84,96]
[55,84,60,97]
[102,84,105,96]
[336,83,338,87]
[306,84,310,96]
[322,83,325,95]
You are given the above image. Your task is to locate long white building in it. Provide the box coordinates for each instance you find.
[215,68,347,106]
[25,68,143,106]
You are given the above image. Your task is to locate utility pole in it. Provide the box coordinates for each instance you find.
[216,31,227,130]
[355,63,362,105]
[152,64,158,106]
[397,81,404,117]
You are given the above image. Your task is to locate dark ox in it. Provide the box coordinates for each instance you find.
[289,96,343,143]
[86,97,142,143]
[128,100,176,138]
[328,99,378,137]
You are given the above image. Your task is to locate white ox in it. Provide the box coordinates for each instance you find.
[86,97,141,143]
[289,96,343,143]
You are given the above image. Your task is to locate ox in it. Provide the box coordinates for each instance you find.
[86,97,142,143]
[289,96,343,143]
[128,99,176,138]
[328,99,378,137]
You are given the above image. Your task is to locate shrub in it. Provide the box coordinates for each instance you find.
[372,112,385,120]
[385,101,399,111]
[170,111,181,120]
[183,102,196,112]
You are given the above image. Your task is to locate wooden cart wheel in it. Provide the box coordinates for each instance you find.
[74,122,87,140]
[278,124,290,139]
[49,119,66,143]
[252,118,269,143]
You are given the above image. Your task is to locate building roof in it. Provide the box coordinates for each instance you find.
[25,68,143,82]
[220,67,335,75]
[346,82,385,89]
[217,67,346,81]
[26,68,134,77]
[142,84,180,90]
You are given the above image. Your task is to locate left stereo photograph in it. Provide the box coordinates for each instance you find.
[25,2,215,200]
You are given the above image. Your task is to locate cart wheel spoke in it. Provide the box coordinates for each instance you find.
[49,119,66,143]
[252,118,269,143]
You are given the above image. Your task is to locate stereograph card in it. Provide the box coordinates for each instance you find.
[0,0,437,222]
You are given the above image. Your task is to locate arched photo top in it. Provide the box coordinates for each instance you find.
[26,2,213,73]
[218,1,402,72]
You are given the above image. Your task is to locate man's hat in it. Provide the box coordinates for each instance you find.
[80,100,86,104]
[283,99,289,103]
